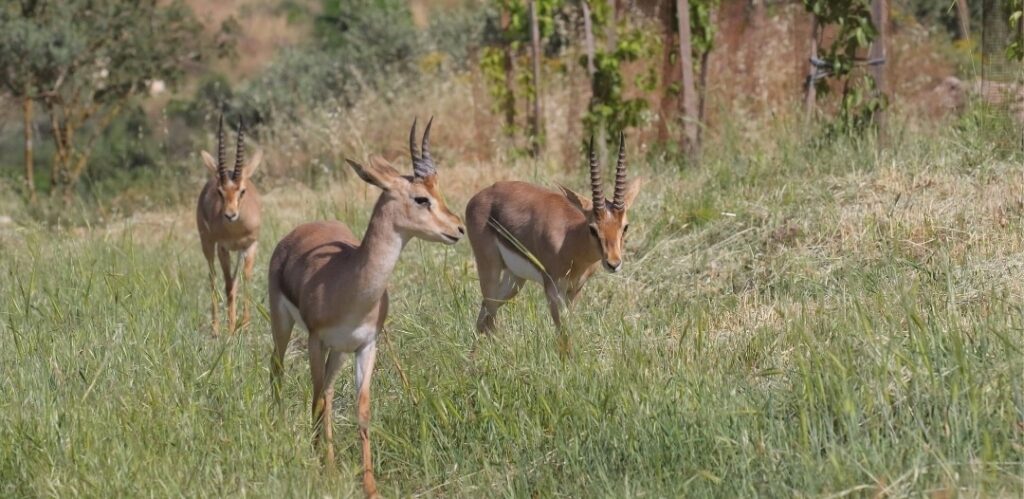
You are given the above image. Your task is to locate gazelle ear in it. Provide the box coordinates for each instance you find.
[200,151,218,177]
[242,149,263,180]
[558,184,593,213]
[622,178,642,210]
[346,156,402,191]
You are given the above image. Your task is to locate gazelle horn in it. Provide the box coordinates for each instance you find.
[216,114,228,182]
[411,116,436,178]
[612,132,627,211]
[233,118,245,181]
[589,136,604,215]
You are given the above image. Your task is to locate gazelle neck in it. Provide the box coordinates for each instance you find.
[351,195,409,300]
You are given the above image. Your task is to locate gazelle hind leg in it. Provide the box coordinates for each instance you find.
[321,349,345,468]
[269,293,295,401]
[241,242,257,329]
[355,341,379,498]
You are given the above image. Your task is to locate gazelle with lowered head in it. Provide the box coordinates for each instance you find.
[268,118,464,498]
[465,133,640,334]
[196,116,263,336]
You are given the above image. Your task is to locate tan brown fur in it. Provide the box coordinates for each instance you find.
[465,139,640,333]
[267,120,462,498]
[196,133,263,336]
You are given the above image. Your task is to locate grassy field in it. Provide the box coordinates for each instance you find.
[1,115,1022,497]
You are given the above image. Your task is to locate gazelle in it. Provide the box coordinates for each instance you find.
[465,134,640,333]
[196,116,263,336]
[268,118,464,498]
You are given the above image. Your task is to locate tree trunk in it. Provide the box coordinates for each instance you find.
[528,0,543,157]
[606,0,617,52]
[582,1,597,76]
[869,0,888,145]
[803,17,819,122]
[696,6,715,158]
[657,0,678,143]
[676,0,698,159]
[955,0,969,41]
[751,0,765,28]
[582,1,606,162]
[22,92,36,203]
[501,6,516,137]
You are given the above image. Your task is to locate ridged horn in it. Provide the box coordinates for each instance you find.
[233,118,245,181]
[612,132,627,211]
[216,114,228,182]
[411,116,436,178]
[589,136,604,215]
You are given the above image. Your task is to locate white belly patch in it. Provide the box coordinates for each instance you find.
[280,297,376,352]
[497,241,545,284]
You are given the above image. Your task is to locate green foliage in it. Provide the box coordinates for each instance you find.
[1009,0,1024,61]
[0,0,207,195]
[803,0,884,134]
[582,5,658,145]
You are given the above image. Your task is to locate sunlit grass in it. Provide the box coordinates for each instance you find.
[1,115,1023,497]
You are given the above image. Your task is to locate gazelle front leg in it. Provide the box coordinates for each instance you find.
[241,242,257,329]
[355,341,379,498]
[544,281,571,356]
[203,242,220,337]
[218,246,238,333]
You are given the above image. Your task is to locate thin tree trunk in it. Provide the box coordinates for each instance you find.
[501,6,516,137]
[803,17,819,122]
[955,0,969,41]
[582,1,597,76]
[657,0,678,143]
[696,20,714,158]
[22,92,36,203]
[528,0,543,157]
[606,0,617,52]
[582,0,606,162]
[676,0,698,159]
[751,0,765,29]
[869,0,888,145]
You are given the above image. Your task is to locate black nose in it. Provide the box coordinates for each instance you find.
[457,226,466,235]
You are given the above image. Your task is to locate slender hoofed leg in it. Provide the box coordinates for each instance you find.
[203,241,219,337]
[355,341,379,498]
[218,246,237,334]
[241,242,257,330]
[269,292,295,401]
[321,349,344,467]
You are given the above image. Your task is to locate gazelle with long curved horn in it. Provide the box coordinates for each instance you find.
[268,118,464,498]
[197,116,263,336]
[465,133,641,333]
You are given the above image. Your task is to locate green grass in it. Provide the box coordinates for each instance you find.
[1,117,1022,497]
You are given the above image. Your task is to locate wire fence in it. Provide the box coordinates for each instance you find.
[980,0,1023,154]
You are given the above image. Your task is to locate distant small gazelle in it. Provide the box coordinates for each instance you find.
[466,134,640,333]
[196,116,263,336]
[268,118,464,498]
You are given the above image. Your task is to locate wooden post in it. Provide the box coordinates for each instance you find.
[657,0,678,142]
[868,0,888,144]
[803,17,819,123]
[955,0,970,41]
[676,0,698,159]
[528,0,543,157]
[23,91,36,203]
[500,6,516,137]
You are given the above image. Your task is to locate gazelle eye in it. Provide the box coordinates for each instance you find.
[623,224,630,234]
[239,189,247,198]
[414,196,431,207]
[588,225,599,238]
